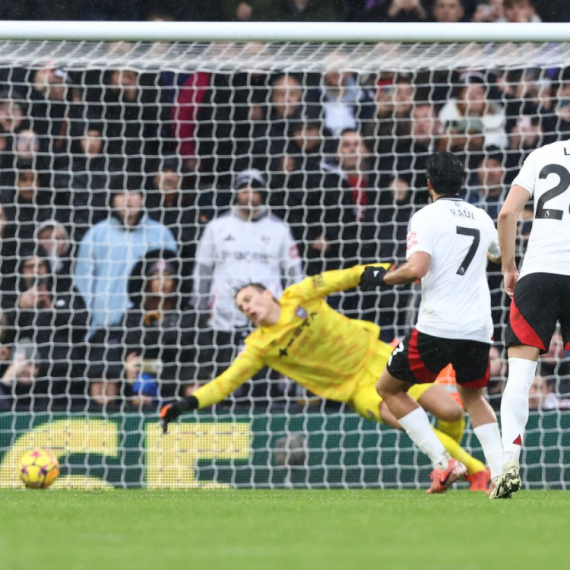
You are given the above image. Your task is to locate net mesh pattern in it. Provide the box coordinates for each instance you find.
[0,39,568,489]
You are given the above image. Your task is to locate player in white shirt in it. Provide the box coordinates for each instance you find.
[359,152,504,494]
[492,140,570,499]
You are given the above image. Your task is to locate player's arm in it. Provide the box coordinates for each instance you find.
[159,346,264,433]
[359,210,432,290]
[497,185,531,298]
[289,263,391,301]
[379,252,430,285]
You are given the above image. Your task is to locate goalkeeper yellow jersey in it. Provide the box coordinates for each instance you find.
[194,264,391,408]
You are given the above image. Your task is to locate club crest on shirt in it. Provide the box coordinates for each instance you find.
[407,231,418,250]
[295,306,307,319]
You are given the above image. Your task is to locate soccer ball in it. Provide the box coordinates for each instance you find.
[19,449,60,489]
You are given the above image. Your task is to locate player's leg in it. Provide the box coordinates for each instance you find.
[451,341,504,489]
[377,332,466,492]
[350,379,485,482]
[411,385,487,482]
[494,274,559,498]
[412,383,463,435]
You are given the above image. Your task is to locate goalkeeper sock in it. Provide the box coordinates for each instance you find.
[473,422,503,479]
[433,428,485,475]
[501,358,537,465]
[437,416,465,444]
[399,407,449,469]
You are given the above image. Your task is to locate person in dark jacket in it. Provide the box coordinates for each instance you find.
[91,249,198,408]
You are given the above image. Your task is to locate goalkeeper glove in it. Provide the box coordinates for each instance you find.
[159,396,199,434]
[358,266,388,291]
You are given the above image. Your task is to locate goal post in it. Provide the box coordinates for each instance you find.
[0,22,569,490]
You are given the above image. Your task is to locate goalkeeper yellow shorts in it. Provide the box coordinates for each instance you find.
[347,339,431,423]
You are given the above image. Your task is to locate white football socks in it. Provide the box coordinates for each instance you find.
[500,357,538,465]
[399,407,449,469]
[473,422,503,479]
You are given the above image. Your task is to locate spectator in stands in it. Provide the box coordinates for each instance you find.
[363,74,415,169]
[100,68,162,173]
[464,147,506,221]
[505,115,543,184]
[194,169,302,402]
[499,0,541,22]
[0,91,24,135]
[54,122,109,242]
[271,114,352,275]
[0,163,52,289]
[221,0,272,20]
[529,376,558,410]
[268,0,343,21]
[371,0,428,22]
[76,174,178,404]
[91,249,198,408]
[307,54,375,137]
[195,69,270,186]
[75,174,177,333]
[34,220,74,294]
[554,68,570,138]
[265,74,306,170]
[431,0,466,22]
[146,159,212,293]
[28,66,74,174]
[439,72,507,149]
[472,0,503,21]
[4,255,89,410]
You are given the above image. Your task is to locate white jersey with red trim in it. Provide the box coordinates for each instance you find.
[406,197,500,343]
[512,140,570,279]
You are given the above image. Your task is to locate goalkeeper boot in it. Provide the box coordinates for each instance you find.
[465,468,491,492]
[427,458,467,494]
[489,460,521,500]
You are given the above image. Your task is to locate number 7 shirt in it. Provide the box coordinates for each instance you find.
[406,197,500,343]
[512,140,570,280]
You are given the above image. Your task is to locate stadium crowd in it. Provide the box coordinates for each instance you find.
[2,0,570,24]
[0,21,570,412]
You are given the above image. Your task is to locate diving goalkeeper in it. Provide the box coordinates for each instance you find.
[160,265,490,493]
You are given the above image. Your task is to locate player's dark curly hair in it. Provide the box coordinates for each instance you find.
[426,152,465,196]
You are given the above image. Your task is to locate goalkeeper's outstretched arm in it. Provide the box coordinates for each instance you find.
[160,345,264,433]
[289,263,392,302]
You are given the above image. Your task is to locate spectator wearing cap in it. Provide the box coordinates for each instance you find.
[438,71,507,149]
[89,249,198,408]
[193,169,302,401]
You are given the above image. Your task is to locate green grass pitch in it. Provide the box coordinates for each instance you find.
[0,489,568,570]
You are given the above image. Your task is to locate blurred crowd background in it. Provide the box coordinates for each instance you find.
[1,0,570,24]
[0,0,568,415]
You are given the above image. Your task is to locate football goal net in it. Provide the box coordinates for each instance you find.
[0,21,569,490]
